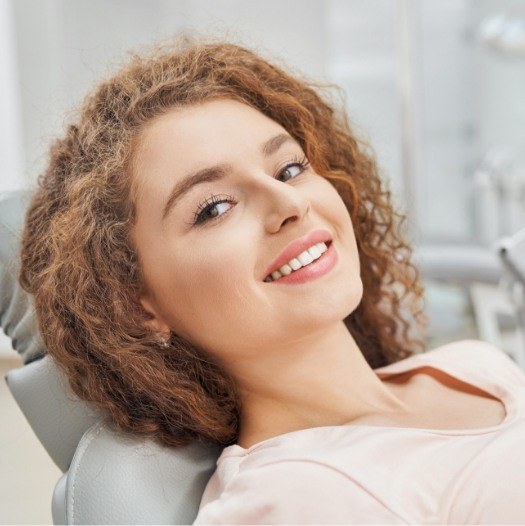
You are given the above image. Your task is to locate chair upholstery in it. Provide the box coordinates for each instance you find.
[1,189,222,524]
[5,355,100,472]
[0,189,45,365]
[63,423,220,524]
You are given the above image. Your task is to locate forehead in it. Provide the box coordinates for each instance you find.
[131,98,285,199]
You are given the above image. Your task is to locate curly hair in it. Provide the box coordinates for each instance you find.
[18,35,428,449]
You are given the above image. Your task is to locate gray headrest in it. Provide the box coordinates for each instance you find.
[0,188,45,364]
[5,356,101,472]
[64,423,221,524]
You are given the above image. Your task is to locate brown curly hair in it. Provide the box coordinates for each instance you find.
[18,35,428,449]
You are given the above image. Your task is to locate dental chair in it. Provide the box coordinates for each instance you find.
[1,189,222,524]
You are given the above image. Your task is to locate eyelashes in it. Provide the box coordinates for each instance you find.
[189,155,311,227]
[191,193,236,226]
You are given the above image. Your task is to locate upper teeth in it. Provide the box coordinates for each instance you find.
[264,242,329,282]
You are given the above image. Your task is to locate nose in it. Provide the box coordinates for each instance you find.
[255,176,311,234]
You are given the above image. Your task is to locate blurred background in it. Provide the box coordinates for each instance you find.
[1,0,524,523]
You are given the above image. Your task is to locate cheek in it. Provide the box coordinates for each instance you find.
[165,245,252,321]
[317,179,360,263]
[316,179,355,234]
[171,256,259,350]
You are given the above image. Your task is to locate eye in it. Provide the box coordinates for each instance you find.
[277,155,311,183]
[191,193,235,226]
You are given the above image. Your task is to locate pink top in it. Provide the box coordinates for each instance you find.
[192,340,525,524]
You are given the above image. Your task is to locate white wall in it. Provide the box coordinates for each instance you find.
[0,0,24,191]
[418,0,476,242]
[326,0,403,212]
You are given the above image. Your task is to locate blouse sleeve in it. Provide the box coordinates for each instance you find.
[192,459,407,525]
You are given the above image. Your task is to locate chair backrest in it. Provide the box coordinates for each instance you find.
[1,189,223,524]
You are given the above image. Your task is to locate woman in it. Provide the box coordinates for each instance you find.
[19,36,525,524]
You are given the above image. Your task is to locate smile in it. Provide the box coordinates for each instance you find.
[264,241,337,284]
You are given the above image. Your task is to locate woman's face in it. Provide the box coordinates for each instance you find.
[131,98,362,363]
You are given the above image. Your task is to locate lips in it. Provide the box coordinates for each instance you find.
[262,229,333,281]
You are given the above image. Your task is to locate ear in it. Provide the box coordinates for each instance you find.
[138,293,171,338]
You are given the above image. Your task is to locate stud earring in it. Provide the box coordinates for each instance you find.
[157,337,170,349]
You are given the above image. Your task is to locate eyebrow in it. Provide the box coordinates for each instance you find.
[161,132,297,221]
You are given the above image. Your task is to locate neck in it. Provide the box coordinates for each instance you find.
[229,321,412,448]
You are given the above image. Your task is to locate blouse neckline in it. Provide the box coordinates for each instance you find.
[220,349,520,459]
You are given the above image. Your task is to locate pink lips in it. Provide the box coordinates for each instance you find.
[262,229,333,281]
